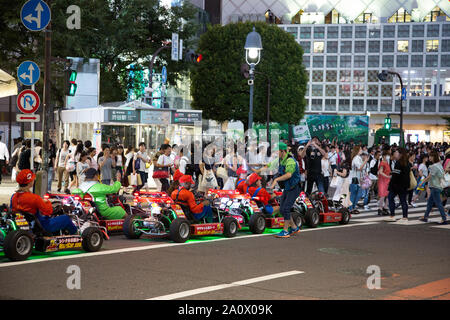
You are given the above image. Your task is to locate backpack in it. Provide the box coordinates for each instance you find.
[370,159,379,176]
[18,148,30,170]
[134,158,141,171]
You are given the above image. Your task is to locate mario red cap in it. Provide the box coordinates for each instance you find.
[248,173,262,186]
[179,175,195,184]
[173,169,183,182]
[16,169,36,185]
[236,167,247,175]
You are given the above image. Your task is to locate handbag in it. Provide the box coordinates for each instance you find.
[440,172,450,189]
[152,156,169,179]
[128,173,138,186]
[329,176,338,188]
[408,171,417,191]
[216,166,228,181]
[66,159,75,172]
[361,174,372,190]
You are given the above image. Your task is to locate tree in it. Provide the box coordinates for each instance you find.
[190,22,308,128]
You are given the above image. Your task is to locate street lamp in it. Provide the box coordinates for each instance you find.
[245,27,262,129]
[378,70,404,147]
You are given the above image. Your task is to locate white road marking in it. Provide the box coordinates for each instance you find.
[147,270,304,300]
[354,211,441,222]
[431,224,450,229]
[0,222,379,268]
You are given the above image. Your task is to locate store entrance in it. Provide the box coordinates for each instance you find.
[102,125,136,148]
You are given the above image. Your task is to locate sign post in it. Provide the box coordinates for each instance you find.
[171,33,179,61]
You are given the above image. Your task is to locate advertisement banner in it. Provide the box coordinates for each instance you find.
[292,119,311,143]
[296,115,369,144]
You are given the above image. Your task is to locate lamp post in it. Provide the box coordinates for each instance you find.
[244,27,262,130]
[378,70,404,147]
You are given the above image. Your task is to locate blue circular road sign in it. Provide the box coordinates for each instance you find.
[17,61,40,86]
[20,0,51,31]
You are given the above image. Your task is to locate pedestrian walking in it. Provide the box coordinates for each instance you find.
[55,140,70,192]
[0,135,9,184]
[348,146,369,214]
[47,139,56,191]
[134,142,151,192]
[98,145,115,185]
[76,151,90,186]
[155,144,174,193]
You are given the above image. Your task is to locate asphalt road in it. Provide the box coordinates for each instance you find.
[0,203,449,300]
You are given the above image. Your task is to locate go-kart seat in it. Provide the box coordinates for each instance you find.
[20,211,52,236]
[176,202,201,223]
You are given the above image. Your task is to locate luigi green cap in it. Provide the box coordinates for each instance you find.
[275,142,288,151]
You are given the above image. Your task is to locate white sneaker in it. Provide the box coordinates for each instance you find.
[411,202,417,208]
[396,218,409,224]
[384,217,397,222]
[364,205,370,211]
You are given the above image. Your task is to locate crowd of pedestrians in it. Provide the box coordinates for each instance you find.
[3,134,450,224]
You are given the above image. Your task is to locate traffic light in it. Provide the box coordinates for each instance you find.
[384,116,391,130]
[64,68,77,96]
[185,49,202,63]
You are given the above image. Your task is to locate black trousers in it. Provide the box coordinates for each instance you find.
[0,159,6,183]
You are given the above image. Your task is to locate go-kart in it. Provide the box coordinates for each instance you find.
[0,198,107,261]
[306,191,351,227]
[127,190,244,242]
[207,189,266,234]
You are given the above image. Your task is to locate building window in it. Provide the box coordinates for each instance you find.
[324,99,336,111]
[427,25,440,37]
[325,85,336,96]
[355,26,366,38]
[381,85,393,97]
[303,55,310,67]
[367,70,379,82]
[397,25,410,37]
[340,41,352,53]
[341,26,353,38]
[388,8,411,23]
[396,55,409,67]
[442,40,450,52]
[353,84,365,97]
[312,70,323,82]
[312,85,323,96]
[327,26,338,38]
[300,27,311,39]
[441,55,450,67]
[397,40,409,52]
[380,99,392,112]
[366,99,378,111]
[339,70,351,82]
[338,99,350,111]
[326,56,337,68]
[411,55,423,67]
[352,99,364,111]
[299,41,310,53]
[311,99,323,111]
[368,55,379,67]
[312,56,324,68]
[410,78,423,96]
[382,55,394,68]
[326,70,337,82]
[439,100,450,113]
[340,56,351,68]
[354,41,366,53]
[412,25,424,37]
[325,9,347,24]
[369,28,380,38]
[383,40,395,52]
[327,41,338,53]
[443,24,450,35]
[425,55,438,67]
[423,6,450,22]
[339,85,351,96]
[369,41,380,53]
[353,70,365,82]
[354,56,365,68]
[383,25,395,38]
[355,12,378,24]
[286,27,298,38]
[424,100,436,112]
[409,100,422,112]
[426,40,439,52]
[313,41,324,53]
[314,27,325,39]
[368,85,379,97]
[411,40,423,52]
[394,100,403,112]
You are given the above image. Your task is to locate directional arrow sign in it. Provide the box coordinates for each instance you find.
[21,0,51,31]
[17,114,40,123]
[17,61,40,86]
[17,89,40,114]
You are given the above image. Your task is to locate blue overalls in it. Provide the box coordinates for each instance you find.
[278,155,301,221]
[247,186,274,216]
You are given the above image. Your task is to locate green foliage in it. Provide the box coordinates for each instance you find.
[190,22,308,126]
[0,0,199,105]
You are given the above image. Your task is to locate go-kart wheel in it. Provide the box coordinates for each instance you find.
[169,218,190,243]
[291,211,303,230]
[305,208,320,228]
[249,213,266,234]
[4,230,34,261]
[82,227,103,252]
[223,217,238,238]
[123,215,143,239]
[339,208,350,225]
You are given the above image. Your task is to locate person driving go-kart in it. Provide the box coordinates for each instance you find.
[246,173,279,217]
[72,168,126,220]
[171,175,213,223]
[11,169,77,234]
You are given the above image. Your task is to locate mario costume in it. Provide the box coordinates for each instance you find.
[11,169,77,234]
[235,167,248,194]
[246,173,274,216]
[72,168,126,220]
[171,175,213,222]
